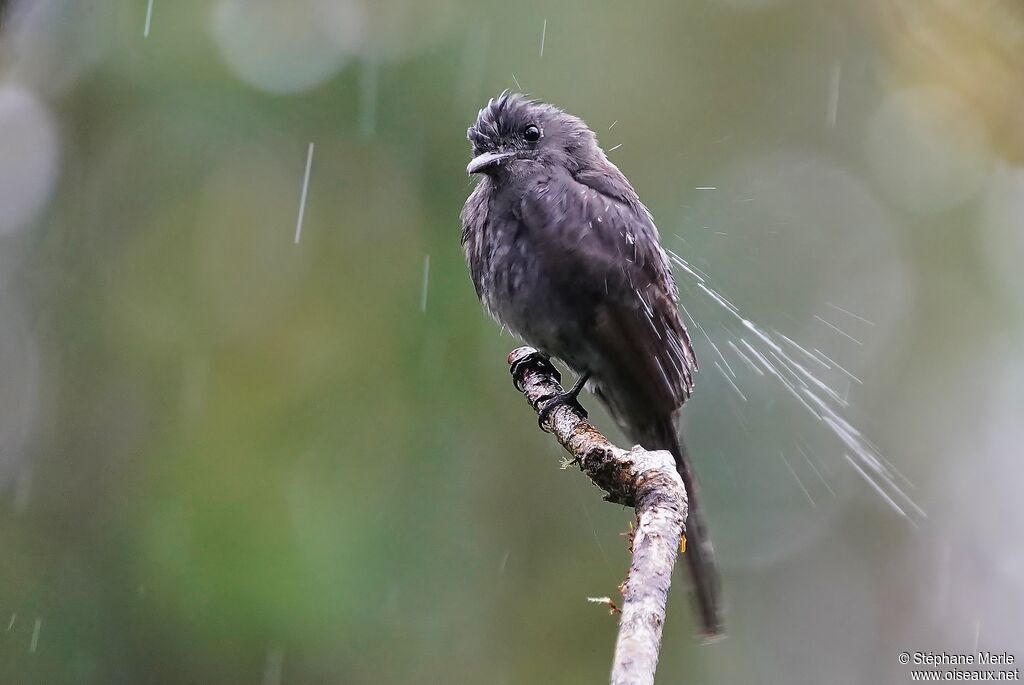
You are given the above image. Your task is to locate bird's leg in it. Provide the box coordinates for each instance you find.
[537,371,590,429]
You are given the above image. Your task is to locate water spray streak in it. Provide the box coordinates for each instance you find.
[812,347,863,384]
[143,0,154,37]
[714,361,747,402]
[814,314,863,345]
[779,451,816,507]
[776,330,830,370]
[420,255,430,313]
[694,318,734,377]
[826,301,875,326]
[796,442,836,496]
[294,143,314,245]
[727,339,764,376]
[667,249,923,522]
[29,618,41,653]
[827,61,841,128]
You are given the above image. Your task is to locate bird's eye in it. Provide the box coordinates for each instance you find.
[523,124,541,142]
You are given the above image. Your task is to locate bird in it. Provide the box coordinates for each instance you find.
[460,92,723,637]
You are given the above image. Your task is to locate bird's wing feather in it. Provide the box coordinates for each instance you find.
[515,166,697,424]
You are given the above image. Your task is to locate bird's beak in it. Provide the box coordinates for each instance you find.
[467,151,515,175]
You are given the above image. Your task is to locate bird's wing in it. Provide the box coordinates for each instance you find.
[515,166,697,424]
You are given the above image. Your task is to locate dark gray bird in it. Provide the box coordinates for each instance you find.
[460,92,722,637]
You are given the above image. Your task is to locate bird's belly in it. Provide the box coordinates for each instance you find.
[481,248,598,375]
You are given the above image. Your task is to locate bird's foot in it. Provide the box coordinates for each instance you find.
[537,372,590,430]
[537,393,588,429]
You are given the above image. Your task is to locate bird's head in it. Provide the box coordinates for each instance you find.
[466,91,600,177]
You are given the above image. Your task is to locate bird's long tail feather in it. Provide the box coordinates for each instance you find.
[640,419,724,638]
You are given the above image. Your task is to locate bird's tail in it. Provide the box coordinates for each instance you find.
[640,418,724,639]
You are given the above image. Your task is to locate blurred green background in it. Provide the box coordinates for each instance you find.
[1,0,1023,683]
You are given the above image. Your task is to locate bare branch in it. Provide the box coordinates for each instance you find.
[507,346,688,685]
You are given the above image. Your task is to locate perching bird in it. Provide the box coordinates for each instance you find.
[460,92,723,637]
